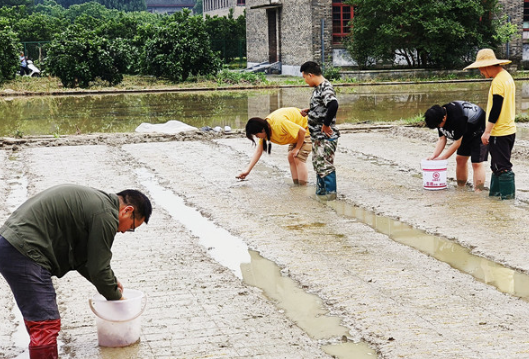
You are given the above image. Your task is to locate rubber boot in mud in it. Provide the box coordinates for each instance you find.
[499,170,515,200]
[25,319,60,359]
[322,172,337,201]
[489,173,500,197]
[29,344,58,359]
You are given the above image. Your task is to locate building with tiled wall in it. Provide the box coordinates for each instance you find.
[499,0,523,65]
[246,0,527,74]
[247,0,347,76]
[203,0,246,17]
[518,0,529,67]
[146,0,195,14]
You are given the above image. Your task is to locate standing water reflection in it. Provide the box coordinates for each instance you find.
[1,81,528,137]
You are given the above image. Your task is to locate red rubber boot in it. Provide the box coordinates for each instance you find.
[24,319,61,359]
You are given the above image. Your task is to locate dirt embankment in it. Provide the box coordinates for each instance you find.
[0,124,403,150]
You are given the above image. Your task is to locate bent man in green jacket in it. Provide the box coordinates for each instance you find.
[0,184,152,359]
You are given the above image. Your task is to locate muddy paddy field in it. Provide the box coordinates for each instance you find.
[3,123,529,359]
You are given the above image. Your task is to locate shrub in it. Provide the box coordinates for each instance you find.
[323,62,341,81]
[205,9,246,64]
[45,24,123,88]
[0,25,20,84]
[140,10,222,82]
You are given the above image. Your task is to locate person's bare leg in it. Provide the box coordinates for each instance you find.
[296,158,308,186]
[288,152,299,184]
[455,155,469,188]
[472,162,486,192]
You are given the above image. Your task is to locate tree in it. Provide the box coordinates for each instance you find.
[0,0,33,6]
[45,24,123,87]
[204,9,245,63]
[193,0,202,15]
[34,0,68,18]
[141,9,222,82]
[346,0,515,69]
[13,12,68,41]
[94,12,160,73]
[0,4,27,19]
[0,25,20,83]
[64,1,117,21]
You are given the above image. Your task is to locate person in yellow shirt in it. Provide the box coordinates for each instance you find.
[464,49,516,199]
[237,107,312,185]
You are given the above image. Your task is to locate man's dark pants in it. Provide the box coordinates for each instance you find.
[0,235,60,358]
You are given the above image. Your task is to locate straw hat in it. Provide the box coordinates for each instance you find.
[464,49,511,70]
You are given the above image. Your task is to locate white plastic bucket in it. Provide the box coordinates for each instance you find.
[421,159,448,190]
[89,289,146,347]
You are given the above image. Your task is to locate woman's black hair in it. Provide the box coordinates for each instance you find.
[246,117,272,154]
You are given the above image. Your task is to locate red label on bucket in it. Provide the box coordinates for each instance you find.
[421,159,447,190]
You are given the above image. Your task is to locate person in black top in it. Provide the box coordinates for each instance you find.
[424,101,489,191]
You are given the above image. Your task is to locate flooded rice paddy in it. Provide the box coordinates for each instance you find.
[137,167,376,358]
[5,80,529,358]
[132,151,529,358]
[328,200,529,301]
[4,81,529,137]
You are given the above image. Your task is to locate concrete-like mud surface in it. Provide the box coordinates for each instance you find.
[3,124,529,358]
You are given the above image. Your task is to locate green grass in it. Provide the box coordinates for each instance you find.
[279,78,305,85]
[515,114,529,123]
[397,113,529,127]
[216,69,268,85]
[0,72,274,93]
[1,69,524,95]
[395,114,426,127]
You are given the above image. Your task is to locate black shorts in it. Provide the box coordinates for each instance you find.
[457,134,489,163]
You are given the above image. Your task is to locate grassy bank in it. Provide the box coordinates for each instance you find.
[401,111,529,127]
[0,72,285,95]
[6,70,529,96]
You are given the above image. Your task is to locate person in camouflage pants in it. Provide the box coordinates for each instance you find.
[300,61,340,200]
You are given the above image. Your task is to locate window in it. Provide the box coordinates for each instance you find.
[237,0,245,5]
[333,1,353,44]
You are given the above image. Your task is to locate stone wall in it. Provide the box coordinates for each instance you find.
[308,0,333,65]
[280,0,314,66]
[246,0,334,72]
[246,0,270,64]
[498,0,523,64]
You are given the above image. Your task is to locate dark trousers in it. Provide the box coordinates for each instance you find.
[489,133,515,174]
[0,235,61,357]
[0,235,60,321]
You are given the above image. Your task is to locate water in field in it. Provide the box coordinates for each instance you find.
[1,81,528,137]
